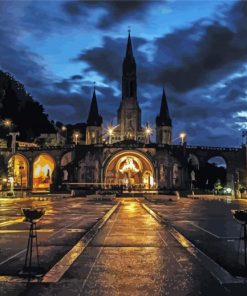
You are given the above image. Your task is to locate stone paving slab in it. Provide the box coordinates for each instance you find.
[145,198,247,278]
[0,197,115,277]
[54,199,229,295]
[1,198,247,295]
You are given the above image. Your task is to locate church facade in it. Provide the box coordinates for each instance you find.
[0,33,247,193]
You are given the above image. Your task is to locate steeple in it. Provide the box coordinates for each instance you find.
[156,88,172,127]
[125,30,133,57]
[87,85,102,126]
[122,30,137,99]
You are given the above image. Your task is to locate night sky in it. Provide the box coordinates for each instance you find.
[0,0,246,147]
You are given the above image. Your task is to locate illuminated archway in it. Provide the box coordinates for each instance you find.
[33,154,55,191]
[8,154,28,188]
[104,150,155,188]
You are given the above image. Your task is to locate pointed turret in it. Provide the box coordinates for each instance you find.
[87,86,102,126]
[156,88,172,145]
[156,88,172,127]
[86,85,103,145]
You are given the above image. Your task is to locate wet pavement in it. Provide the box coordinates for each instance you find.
[15,198,230,295]
[145,198,247,277]
[0,197,115,277]
[0,197,247,295]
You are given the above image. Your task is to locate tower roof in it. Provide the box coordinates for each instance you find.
[125,30,133,57]
[156,88,172,126]
[87,86,102,126]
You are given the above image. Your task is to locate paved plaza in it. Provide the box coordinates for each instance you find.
[0,197,247,295]
[0,197,115,277]
[146,198,247,277]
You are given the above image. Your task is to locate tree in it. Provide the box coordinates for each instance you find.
[0,71,55,141]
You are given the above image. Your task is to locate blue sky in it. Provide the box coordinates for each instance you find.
[0,0,246,146]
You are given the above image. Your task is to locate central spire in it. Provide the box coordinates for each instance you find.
[122,30,137,99]
[125,30,133,57]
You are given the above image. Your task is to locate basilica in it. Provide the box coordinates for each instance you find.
[0,33,246,193]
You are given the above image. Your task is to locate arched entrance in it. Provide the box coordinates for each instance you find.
[207,156,227,191]
[8,154,28,188]
[196,156,227,191]
[33,154,55,191]
[104,150,155,189]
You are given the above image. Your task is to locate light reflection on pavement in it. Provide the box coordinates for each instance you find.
[146,198,247,278]
[0,197,114,276]
[0,198,247,295]
[31,198,227,296]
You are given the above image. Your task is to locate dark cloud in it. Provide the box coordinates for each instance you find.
[72,0,247,147]
[1,0,246,147]
[150,1,247,93]
[75,36,147,83]
[76,1,247,93]
[71,74,83,80]
[63,0,165,29]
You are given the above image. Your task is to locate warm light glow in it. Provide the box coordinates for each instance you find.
[33,154,55,191]
[104,150,155,189]
[8,154,28,188]
[61,126,67,131]
[73,132,80,144]
[145,126,152,135]
[108,127,114,136]
[119,157,139,174]
[179,132,187,144]
[179,132,186,139]
[3,119,12,127]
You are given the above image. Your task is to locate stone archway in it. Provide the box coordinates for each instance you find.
[33,153,55,191]
[104,150,155,189]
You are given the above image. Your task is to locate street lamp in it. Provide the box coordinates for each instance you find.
[61,126,67,143]
[3,119,12,128]
[19,164,24,197]
[144,123,152,144]
[107,124,114,144]
[179,132,187,145]
[9,132,20,153]
[73,132,80,145]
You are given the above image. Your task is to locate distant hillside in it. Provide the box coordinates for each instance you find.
[0,71,55,140]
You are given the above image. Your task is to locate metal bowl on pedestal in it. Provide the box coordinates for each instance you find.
[231,210,247,224]
[21,208,45,223]
[231,209,247,268]
[20,207,45,277]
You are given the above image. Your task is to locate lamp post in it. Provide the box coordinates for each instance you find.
[107,124,114,144]
[74,132,79,145]
[144,123,152,144]
[9,132,20,153]
[179,132,187,145]
[61,126,67,144]
[19,165,24,197]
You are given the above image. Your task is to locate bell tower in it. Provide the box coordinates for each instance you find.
[117,31,142,140]
[156,88,172,145]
